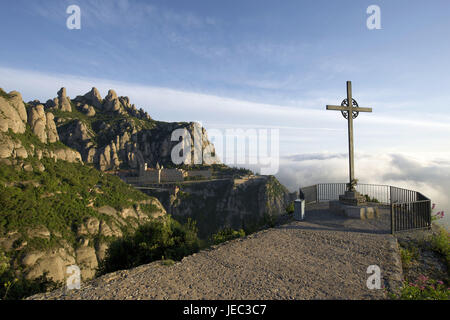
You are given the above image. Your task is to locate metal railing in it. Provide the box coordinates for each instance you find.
[300,183,391,205]
[391,200,431,233]
[300,183,431,234]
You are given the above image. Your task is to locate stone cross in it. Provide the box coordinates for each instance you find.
[326,81,372,191]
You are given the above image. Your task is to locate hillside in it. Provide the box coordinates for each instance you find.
[0,86,295,299]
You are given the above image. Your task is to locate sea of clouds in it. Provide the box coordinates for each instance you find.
[273,152,450,230]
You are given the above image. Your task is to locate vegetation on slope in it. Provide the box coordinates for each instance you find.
[0,158,157,251]
[53,101,157,151]
[211,227,245,245]
[392,226,449,300]
[0,248,58,300]
[0,156,165,299]
[97,215,200,275]
[0,88,12,100]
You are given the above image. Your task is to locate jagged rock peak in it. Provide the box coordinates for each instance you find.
[0,89,27,134]
[46,87,72,112]
[103,89,124,114]
[57,87,67,99]
[83,87,103,109]
[105,89,118,101]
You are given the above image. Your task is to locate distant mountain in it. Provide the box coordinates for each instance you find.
[24,86,219,171]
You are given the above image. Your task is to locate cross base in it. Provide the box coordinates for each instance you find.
[330,200,379,220]
[339,190,367,206]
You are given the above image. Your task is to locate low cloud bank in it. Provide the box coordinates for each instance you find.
[275,152,450,230]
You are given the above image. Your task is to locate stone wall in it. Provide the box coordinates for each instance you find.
[186,169,212,179]
[160,168,185,182]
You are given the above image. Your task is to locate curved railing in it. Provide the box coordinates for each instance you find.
[300,183,431,234]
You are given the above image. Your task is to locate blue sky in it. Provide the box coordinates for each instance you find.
[2,0,449,156]
[1,0,450,227]
[3,0,450,106]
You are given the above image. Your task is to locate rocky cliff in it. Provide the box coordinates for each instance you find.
[0,88,82,164]
[34,87,220,171]
[0,87,168,284]
[143,176,298,238]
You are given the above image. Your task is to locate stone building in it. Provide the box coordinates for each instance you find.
[138,163,185,183]
[135,163,213,184]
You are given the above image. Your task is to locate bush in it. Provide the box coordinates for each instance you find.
[430,229,450,269]
[97,216,200,275]
[211,228,245,245]
[0,88,11,100]
[392,275,449,300]
[364,194,379,203]
[285,202,294,214]
[0,249,59,300]
[263,212,277,228]
[400,246,419,268]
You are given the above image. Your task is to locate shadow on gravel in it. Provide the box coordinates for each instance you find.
[277,202,392,235]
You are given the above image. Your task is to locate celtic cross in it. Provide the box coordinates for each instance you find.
[326,81,372,191]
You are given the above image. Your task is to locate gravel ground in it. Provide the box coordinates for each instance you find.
[28,203,403,300]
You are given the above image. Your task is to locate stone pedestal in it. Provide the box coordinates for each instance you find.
[339,190,367,206]
[330,200,380,220]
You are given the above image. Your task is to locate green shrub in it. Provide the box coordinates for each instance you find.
[97,216,200,275]
[285,202,294,214]
[430,229,450,269]
[161,258,175,266]
[0,88,11,100]
[211,228,245,245]
[364,194,379,203]
[391,275,449,300]
[262,212,277,228]
[400,246,419,268]
[0,249,59,300]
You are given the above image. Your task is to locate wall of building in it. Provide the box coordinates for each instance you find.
[160,168,185,182]
[186,169,212,179]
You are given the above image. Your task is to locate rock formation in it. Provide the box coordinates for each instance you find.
[0,90,27,134]
[53,88,218,171]
[46,112,59,143]
[143,176,297,238]
[0,89,81,164]
[45,87,72,112]
[27,104,48,143]
[83,87,103,109]
[4,200,166,282]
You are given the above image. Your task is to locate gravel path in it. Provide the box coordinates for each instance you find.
[28,203,403,300]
